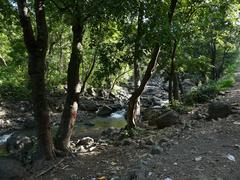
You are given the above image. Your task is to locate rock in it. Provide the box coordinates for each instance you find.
[0,157,27,179]
[0,119,4,128]
[122,169,147,180]
[142,108,162,125]
[97,105,113,116]
[76,137,94,147]
[121,138,132,146]
[182,79,195,93]
[6,134,33,154]
[23,117,36,129]
[86,87,97,97]
[84,121,95,127]
[79,100,98,112]
[208,101,232,119]
[147,110,180,129]
[145,138,155,145]
[151,145,163,154]
[97,89,108,98]
[156,110,180,129]
[158,138,170,144]
[76,145,88,153]
[101,127,119,137]
[109,103,123,111]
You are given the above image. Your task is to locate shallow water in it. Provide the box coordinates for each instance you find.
[0,110,126,156]
[74,110,127,136]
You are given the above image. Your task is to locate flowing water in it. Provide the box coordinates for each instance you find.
[73,110,126,137]
[0,110,126,156]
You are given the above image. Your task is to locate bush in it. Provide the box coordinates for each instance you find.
[184,59,239,105]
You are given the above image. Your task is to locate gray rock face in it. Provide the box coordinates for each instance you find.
[208,101,232,119]
[97,105,113,116]
[0,158,27,179]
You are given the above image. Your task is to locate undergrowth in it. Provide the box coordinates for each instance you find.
[184,59,239,105]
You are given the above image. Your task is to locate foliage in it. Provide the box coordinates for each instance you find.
[0,0,239,101]
[184,56,239,104]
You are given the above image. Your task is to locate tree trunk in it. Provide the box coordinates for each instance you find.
[126,0,178,129]
[17,0,55,159]
[173,72,179,100]
[171,40,179,101]
[80,45,98,94]
[30,54,55,159]
[133,2,144,124]
[55,22,84,151]
[127,44,160,128]
[210,40,217,80]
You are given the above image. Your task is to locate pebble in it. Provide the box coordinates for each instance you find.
[151,145,163,154]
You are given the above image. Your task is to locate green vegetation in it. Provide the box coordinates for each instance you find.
[0,0,239,159]
[185,56,240,104]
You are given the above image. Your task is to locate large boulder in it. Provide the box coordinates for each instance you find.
[208,101,232,119]
[145,109,180,129]
[97,105,113,116]
[76,137,94,147]
[155,110,180,129]
[6,134,33,154]
[0,157,27,179]
[79,99,98,112]
[142,108,162,125]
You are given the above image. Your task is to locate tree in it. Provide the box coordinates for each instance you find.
[16,0,55,159]
[127,0,178,129]
[55,19,84,151]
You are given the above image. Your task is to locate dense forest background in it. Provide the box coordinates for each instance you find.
[0,0,240,161]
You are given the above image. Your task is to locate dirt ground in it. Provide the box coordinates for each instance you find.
[22,70,240,180]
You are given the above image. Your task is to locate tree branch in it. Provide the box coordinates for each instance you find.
[16,0,36,53]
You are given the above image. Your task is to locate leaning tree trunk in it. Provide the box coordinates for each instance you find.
[55,22,84,151]
[80,45,98,94]
[17,0,55,159]
[126,0,178,129]
[127,45,160,128]
[132,2,144,124]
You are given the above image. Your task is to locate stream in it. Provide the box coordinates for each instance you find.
[0,110,126,156]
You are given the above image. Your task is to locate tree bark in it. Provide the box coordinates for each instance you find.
[80,45,98,94]
[17,0,55,159]
[210,39,217,80]
[133,2,144,124]
[169,40,179,103]
[55,22,84,151]
[126,0,178,129]
[127,44,160,128]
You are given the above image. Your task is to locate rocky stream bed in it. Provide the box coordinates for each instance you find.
[1,73,240,180]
